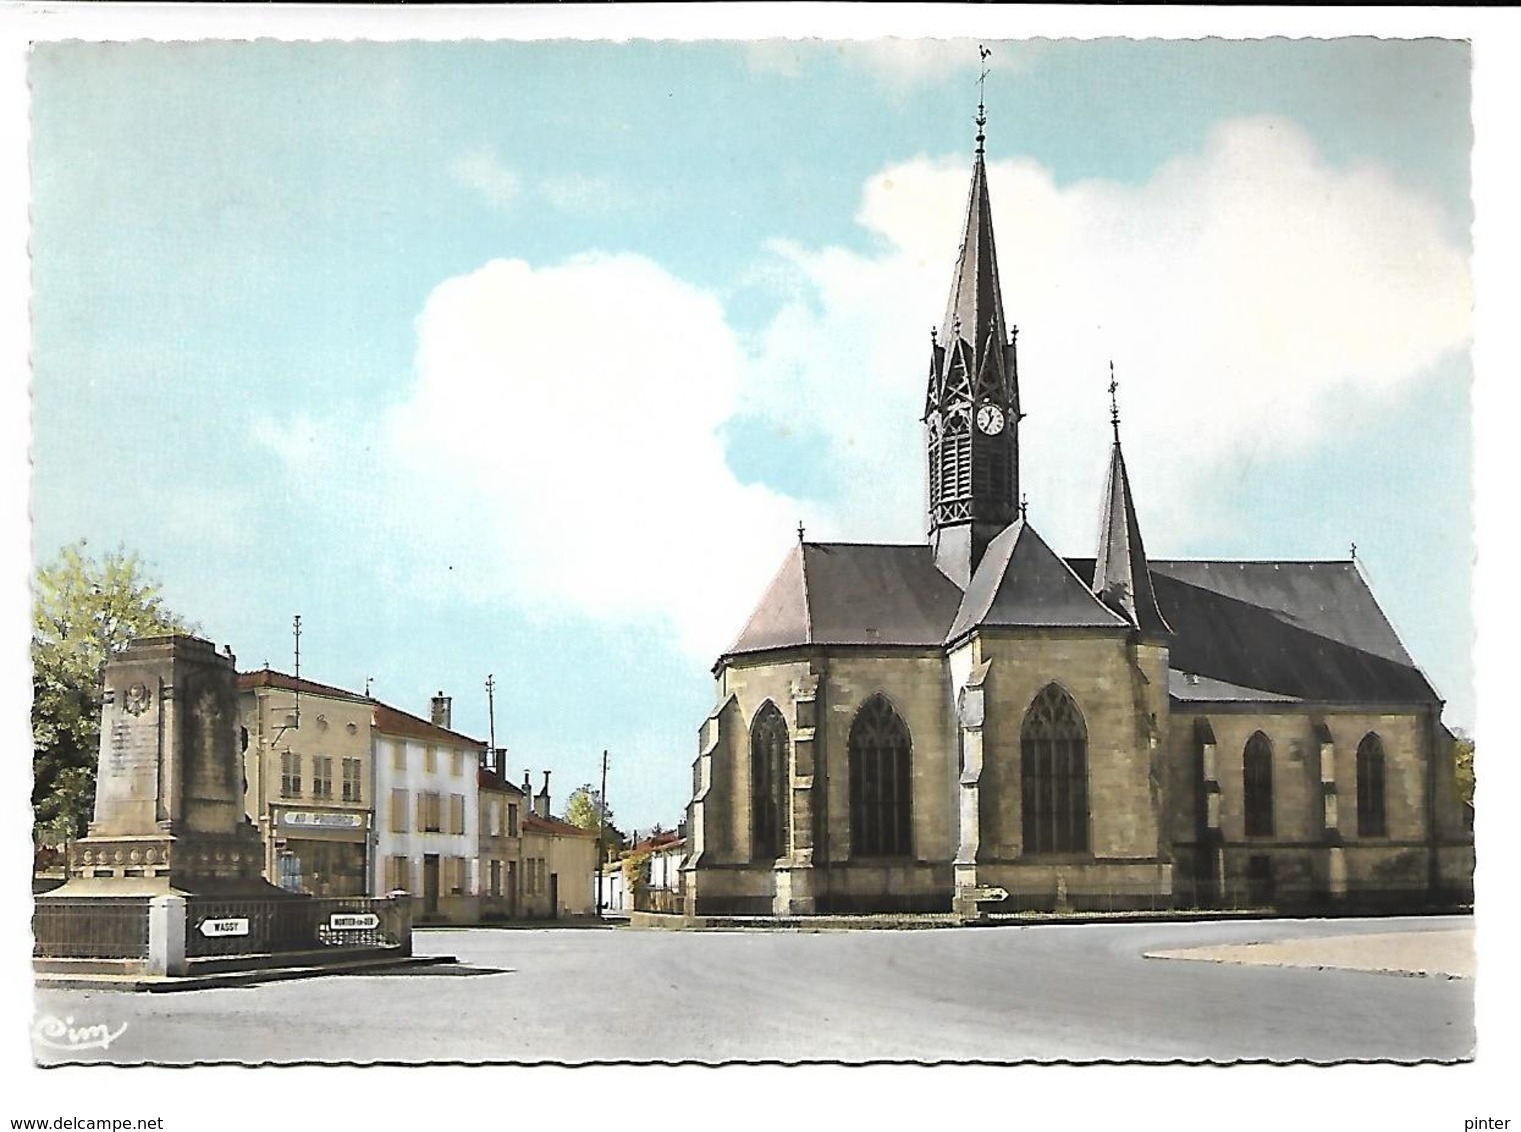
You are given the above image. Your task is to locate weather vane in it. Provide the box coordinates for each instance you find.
[1108,360,1120,441]
[976,45,991,151]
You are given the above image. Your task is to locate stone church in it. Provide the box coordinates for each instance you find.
[681,109,1473,919]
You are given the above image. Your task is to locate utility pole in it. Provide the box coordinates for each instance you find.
[597,749,608,921]
[485,674,497,770]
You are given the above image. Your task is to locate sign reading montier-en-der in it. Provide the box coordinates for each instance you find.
[197,917,251,937]
[328,913,380,931]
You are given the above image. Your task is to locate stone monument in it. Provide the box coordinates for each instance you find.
[52,634,281,896]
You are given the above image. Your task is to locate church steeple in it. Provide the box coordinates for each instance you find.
[1093,365,1171,636]
[925,60,1020,588]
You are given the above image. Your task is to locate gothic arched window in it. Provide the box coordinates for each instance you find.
[750,702,790,861]
[849,694,912,858]
[1243,732,1274,837]
[1356,733,1388,838]
[1020,684,1089,855]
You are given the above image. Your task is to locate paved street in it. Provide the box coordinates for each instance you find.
[32,916,1473,1065]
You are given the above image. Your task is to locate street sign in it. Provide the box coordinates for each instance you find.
[197,917,250,937]
[971,886,1008,903]
[328,912,380,931]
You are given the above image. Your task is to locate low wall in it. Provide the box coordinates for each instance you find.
[34,893,412,976]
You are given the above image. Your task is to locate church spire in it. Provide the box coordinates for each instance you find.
[925,47,1021,588]
[1093,367,1171,636]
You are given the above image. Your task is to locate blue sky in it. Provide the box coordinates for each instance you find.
[26,33,1475,838]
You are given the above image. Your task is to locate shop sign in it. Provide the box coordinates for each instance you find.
[329,912,380,930]
[281,810,365,830]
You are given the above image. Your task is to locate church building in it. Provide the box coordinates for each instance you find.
[681,104,1473,919]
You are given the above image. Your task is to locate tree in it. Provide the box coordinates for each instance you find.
[1451,727,1474,809]
[32,540,192,843]
[562,783,627,856]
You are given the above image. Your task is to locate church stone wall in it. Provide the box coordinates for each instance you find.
[976,631,1163,864]
[814,652,955,912]
[1167,705,1467,906]
[694,650,959,914]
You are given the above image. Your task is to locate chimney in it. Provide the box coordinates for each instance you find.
[522,769,531,798]
[536,770,551,819]
[430,691,452,729]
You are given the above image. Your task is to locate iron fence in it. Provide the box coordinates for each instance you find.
[32,897,151,959]
[185,895,409,958]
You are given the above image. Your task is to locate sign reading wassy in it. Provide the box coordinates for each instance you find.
[329,912,380,931]
[198,917,250,937]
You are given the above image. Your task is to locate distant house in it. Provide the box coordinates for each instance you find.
[518,772,598,920]
[478,759,525,920]
[630,830,686,914]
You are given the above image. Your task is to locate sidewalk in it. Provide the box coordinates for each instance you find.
[1144,927,1474,978]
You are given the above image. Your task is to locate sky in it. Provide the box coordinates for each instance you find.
[5,3,1520,1123]
[23,31,1479,836]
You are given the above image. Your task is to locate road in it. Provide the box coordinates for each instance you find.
[31,915,1473,1064]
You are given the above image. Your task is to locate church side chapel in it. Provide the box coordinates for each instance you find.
[680,94,1473,920]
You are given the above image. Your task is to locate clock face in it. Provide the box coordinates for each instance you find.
[976,404,1006,435]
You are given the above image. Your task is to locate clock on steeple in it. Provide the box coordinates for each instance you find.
[923,92,1020,588]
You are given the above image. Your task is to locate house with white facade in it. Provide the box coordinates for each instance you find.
[372,693,484,923]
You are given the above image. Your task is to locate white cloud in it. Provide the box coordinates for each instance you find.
[744,114,1472,555]
[539,173,618,214]
[261,253,812,659]
[262,114,1468,664]
[449,146,522,211]
[452,151,621,217]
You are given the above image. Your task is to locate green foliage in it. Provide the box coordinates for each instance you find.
[621,849,652,896]
[32,540,191,842]
[1451,727,1474,808]
[562,783,627,855]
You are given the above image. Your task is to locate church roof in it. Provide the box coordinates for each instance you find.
[1093,441,1172,637]
[1168,670,1302,704]
[947,519,1130,643]
[721,542,964,660]
[1070,557,1438,705]
[723,546,1436,708]
[940,148,1008,361]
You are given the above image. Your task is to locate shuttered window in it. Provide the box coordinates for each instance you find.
[389,788,408,834]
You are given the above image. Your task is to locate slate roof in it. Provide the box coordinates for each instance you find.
[1092,442,1172,636]
[938,147,1010,377]
[1072,557,1438,705]
[947,519,1129,643]
[723,544,1436,709]
[722,542,964,659]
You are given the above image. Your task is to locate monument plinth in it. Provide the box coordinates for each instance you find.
[54,634,280,896]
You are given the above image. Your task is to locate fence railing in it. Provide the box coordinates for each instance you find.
[185,895,410,958]
[33,897,151,959]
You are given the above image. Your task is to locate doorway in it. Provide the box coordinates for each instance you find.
[423,854,440,918]
[549,873,559,920]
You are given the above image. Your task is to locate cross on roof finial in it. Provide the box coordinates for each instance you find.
[1019,492,1029,520]
[797,520,806,544]
[1108,360,1121,443]
[1350,541,1358,561]
[975,45,991,154]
